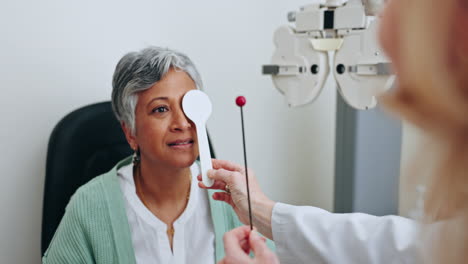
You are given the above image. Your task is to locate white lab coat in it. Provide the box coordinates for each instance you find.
[271,203,422,264]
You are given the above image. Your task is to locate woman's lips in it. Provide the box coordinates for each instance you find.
[167,139,194,149]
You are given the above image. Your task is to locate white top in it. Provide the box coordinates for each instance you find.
[272,202,422,264]
[118,163,215,264]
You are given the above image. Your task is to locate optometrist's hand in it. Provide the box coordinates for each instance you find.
[198,159,275,239]
[218,226,279,264]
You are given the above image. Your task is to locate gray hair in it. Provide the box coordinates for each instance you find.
[111,46,203,134]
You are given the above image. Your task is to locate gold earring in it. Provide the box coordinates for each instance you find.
[132,148,140,166]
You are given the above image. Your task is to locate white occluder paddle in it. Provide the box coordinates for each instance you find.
[182,90,214,187]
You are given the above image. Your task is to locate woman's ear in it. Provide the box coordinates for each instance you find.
[121,122,137,150]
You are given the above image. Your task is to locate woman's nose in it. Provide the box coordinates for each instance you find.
[171,108,192,131]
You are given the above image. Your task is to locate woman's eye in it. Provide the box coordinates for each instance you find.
[152,106,169,113]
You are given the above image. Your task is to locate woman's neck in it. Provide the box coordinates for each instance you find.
[135,158,193,251]
[137,158,192,207]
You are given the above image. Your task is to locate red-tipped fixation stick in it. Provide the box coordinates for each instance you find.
[236,96,253,230]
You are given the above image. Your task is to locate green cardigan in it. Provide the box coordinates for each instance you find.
[42,157,274,263]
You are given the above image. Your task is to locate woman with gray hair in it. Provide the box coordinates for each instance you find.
[42,46,274,264]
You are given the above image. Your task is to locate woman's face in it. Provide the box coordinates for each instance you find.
[125,68,199,169]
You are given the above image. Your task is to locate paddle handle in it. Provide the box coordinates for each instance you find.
[196,124,214,187]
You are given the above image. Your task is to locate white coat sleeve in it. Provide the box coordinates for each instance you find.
[272,202,421,264]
